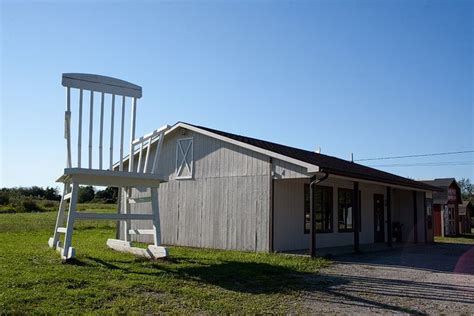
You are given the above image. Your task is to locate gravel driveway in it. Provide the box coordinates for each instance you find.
[302,243,474,314]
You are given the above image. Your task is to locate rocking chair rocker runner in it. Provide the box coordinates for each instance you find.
[48,73,169,260]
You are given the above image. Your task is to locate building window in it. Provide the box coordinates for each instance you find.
[338,189,353,232]
[337,189,362,232]
[176,138,193,179]
[304,184,333,234]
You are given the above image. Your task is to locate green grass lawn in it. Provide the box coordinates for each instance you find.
[0,208,329,313]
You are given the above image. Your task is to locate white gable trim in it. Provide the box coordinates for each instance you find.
[166,123,319,173]
[115,122,319,173]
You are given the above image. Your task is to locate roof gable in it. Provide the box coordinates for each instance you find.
[169,122,440,192]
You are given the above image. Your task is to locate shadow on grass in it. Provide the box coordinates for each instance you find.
[74,255,322,294]
[68,255,438,314]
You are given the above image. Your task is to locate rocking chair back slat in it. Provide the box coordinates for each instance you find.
[152,128,166,174]
[109,94,115,170]
[128,97,137,172]
[143,138,152,173]
[77,89,83,168]
[137,142,144,173]
[65,87,72,168]
[99,92,105,170]
[119,96,126,171]
[88,91,94,169]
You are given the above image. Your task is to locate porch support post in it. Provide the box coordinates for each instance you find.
[423,192,427,243]
[309,175,317,257]
[387,187,392,247]
[413,191,418,244]
[269,158,274,252]
[353,181,360,253]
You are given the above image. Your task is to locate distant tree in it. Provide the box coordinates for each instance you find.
[0,191,10,205]
[94,187,118,203]
[458,178,473,201]
[44,187,61,201]
[78,186,95,203]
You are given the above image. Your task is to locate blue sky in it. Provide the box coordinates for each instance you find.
[1,0,473,188]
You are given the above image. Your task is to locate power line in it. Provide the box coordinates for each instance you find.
[355,150,474,162]
[368,161,474,168]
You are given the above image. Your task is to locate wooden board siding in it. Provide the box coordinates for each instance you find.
[121,127,271,252]
[272,158,309,179]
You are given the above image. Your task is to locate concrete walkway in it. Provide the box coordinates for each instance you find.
[301,243,474,314]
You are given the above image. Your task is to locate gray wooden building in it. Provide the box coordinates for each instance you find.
[119,122,441,255]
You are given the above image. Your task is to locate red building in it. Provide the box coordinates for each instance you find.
[421,178,462,236]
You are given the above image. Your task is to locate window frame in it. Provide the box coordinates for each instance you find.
[304,184,333,234]
[175,137,194,180]
[337,188,362,233]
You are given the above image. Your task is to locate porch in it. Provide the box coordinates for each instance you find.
[271,176,432,255]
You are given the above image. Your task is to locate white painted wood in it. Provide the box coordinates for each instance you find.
[137,142,144,173]
[131,125,170,145]
[106,239,167,259]
[88,90,94,169]
[49,183,69,249]
[65,87,72,168]
[106,238,131,248]
[53,73,169,261]
[62,73,142,98]
[176,138,193,179]
[128,196,152,204]
[75,212,154,220]
[143,138,152,173]
[150,189,161,245]
[128,97,137,172]
[327,173,434,193]
[123,188,131,242]
[77,89,83,168]
[56,168,165,187]
[109,94,115,170]
[128,229,155,235]
[119,96,125,171]
[62,182,78,260]
[57,246,75,260]
[99,92,104,169]
[151,131,165,174]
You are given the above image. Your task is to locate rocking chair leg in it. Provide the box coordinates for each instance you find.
[62,182,78,260]
[150,188,161,246]
[123,187,131,242]
[49,183,69,249]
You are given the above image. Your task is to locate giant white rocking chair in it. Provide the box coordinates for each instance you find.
[48,73,169,261]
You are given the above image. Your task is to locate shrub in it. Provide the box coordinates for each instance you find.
[42,200,58,209]
[0,192,10,205]
[78,186,95,203]
[12,197,44,213]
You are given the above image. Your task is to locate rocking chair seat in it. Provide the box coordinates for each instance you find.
[56,168,166,187]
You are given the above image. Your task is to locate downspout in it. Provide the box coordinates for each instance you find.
[309,171,329,258]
